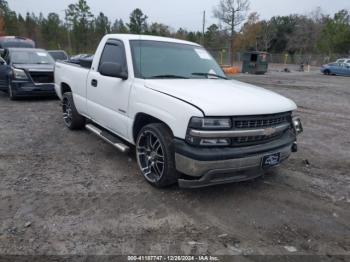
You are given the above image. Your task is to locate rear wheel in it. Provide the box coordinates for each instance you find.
[136,123,178,188]
[62,92,85,130]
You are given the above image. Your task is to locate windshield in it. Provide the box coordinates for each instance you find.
[11,50,55,65]
[130,40,226,79]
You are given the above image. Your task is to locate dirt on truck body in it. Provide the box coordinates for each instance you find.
[0,71,349,259]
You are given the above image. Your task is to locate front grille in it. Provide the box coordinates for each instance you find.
[234,113,290,129]
[231,112,292,147]
[30,72,54,84]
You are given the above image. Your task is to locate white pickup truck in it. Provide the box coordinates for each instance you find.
[54,34,303,188]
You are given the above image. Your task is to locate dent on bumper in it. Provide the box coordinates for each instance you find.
[174,132,297,188]
[176,145,292,177]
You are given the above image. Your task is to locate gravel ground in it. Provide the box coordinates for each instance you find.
[0,71,349,259]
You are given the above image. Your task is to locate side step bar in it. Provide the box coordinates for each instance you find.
[85,124,130,153]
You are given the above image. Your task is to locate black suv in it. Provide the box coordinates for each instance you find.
[0,48,56,99]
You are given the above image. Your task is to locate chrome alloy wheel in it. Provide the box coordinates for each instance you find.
[136,130,165,183]
[62,97,73,126]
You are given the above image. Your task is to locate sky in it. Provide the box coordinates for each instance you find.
[6,0,350,31]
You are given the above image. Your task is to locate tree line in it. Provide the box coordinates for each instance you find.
[0,0,349,63]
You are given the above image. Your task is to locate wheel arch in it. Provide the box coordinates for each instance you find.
[132,113,174,143]
[60,82,72,96]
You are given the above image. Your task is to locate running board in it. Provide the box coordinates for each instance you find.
[85,124,130,153]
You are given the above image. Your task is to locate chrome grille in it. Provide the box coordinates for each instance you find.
[231,112,292,146]
[234,113,290,129]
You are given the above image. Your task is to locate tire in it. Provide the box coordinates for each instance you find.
[62,92,85,130]
[136,123,178,188]
[8,80,16,100]
[324,69,330,75]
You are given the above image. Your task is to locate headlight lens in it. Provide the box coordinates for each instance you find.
[186,117,232,147]
[292,117,303,134]
[189,117,232,130]
[199,138,231,146]
[13,68,28,80]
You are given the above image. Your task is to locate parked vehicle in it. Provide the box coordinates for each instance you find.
[336,58,350,65]
[0,48,56,99]
[48,50,69,61]
[54,34,303,188]
[321,63,350,76]
[0,36,35,55]
[69,54,94,65]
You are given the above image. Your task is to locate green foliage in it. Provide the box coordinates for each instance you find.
[268,15,298,53]
[111,19,128,33]
[0,0,349,57]
[148,23,171,37]
[128,8,148,34]
[41,13,66,49]
[66,0,94,52]
[95,12,111,42]
[318,10,350,55]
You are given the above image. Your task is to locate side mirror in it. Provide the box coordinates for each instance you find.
[99,62,128,80]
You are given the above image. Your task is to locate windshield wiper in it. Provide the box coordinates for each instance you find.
[192,72,227,80]
[149,74,189,79]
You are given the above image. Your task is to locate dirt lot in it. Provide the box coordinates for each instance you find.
[0,71,349,259]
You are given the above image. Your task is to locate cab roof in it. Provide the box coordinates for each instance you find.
[7,48,46,52]
[103,34,201,47]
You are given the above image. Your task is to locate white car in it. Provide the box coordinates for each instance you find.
[54,34,303,188]
[336,58,350,65]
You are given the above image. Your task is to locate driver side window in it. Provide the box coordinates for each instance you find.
[98,40,127,73]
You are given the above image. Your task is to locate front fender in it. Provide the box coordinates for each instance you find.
[128,83,203,142]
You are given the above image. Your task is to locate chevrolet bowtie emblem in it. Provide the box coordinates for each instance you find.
[264,127,277,136]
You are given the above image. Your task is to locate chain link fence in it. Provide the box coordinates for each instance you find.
[207,48,349,67]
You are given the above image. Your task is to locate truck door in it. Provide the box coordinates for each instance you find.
[86,39,132,138]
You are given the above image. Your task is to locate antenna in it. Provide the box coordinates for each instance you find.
[202,10,206,45]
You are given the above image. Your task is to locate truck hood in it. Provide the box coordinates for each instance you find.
[145,79,297,116]
[13,64,54,72]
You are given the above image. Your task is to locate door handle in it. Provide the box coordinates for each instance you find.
[91,79,98,87]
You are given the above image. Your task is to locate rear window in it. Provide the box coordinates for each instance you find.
[49,51,68,61]
[0,38,35,49]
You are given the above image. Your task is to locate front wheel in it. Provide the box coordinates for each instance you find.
[324,69,330,75]
[136,123,178,188]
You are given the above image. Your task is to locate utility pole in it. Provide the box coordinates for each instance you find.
[64,10,72,54]
[202,10,206,45]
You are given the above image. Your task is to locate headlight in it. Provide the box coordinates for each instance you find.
[186,135,231,147]
[13,68,28,80]
[186,117,232,147]
[292,117,303,134]
[200,138,231,146]
[189,117,232,130]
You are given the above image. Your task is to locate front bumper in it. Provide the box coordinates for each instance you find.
[11,81,56,97]
[174,131,296,188]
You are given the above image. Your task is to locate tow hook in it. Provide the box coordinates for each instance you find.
[292,142,298,153]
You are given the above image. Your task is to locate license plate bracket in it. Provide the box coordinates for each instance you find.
[261,153,281,168]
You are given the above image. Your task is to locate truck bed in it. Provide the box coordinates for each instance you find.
[54,60,91,115]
